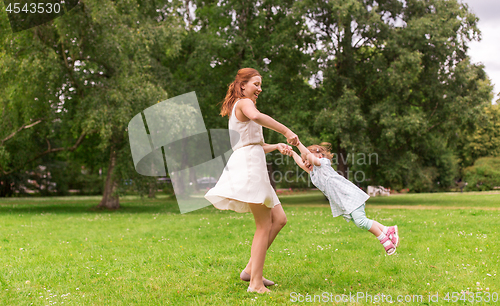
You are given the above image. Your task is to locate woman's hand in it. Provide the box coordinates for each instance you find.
[276,143,293,156]
[285,130,299,146]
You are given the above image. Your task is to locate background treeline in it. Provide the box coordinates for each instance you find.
[1,0,499,207]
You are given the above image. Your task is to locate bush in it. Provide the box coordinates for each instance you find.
[464,157,500,191]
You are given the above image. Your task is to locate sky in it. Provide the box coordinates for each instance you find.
[463,0,500,104]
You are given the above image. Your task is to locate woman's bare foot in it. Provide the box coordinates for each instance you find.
[240,270,275,286]
[247,286,271,293]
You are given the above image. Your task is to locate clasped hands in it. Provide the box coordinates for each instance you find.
[276,130,300,156]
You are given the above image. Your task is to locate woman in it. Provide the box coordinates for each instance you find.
[205,68,299,293]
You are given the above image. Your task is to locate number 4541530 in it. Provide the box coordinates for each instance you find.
[443,292,498,303]
[5,2,61,14]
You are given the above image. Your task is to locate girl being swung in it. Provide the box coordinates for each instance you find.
[289,143,400,255]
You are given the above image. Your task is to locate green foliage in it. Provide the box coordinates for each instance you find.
[1,0,497,197]
[298,0,492,191]
[464,157,500,191]
[456,104,500,169]
[1,0,185,200]
[50,161,105,196]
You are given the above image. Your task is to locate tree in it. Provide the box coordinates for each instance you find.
[456,104,500,170]
[164,0,318,188]
[0,0,185,207]
[297,0,493,190]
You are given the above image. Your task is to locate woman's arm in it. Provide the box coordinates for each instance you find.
[238,99,299,146]
[296,142,321,166]
[291,151,311,173]
[262,143,292,155]
[262,143,278,154]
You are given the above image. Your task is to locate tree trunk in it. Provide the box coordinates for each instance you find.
[0,178,14,197]
[337,139,348,178]
[98,147,120,209]
[334,15,353,180]
[189,168,199,192]
[171,131,188,198]
[148,180,156,198]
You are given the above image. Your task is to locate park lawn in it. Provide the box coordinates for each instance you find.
[280,190,500,209]
[0,192,498,305]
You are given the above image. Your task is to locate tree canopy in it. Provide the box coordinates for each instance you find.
[0,0,496,201]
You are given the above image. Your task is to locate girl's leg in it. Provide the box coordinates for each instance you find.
[351,205,396,255]
[243,204,287,276]
[248,203,273,293]
[365,218,399,248]
[368,221,384,237]
[350,205,390,236]
[350,204,374,232]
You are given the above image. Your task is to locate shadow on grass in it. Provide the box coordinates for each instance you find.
[6,190,494,215]
[0,192,330,215]
[280,193,329,205]
[0,197,181,215]
[0,196,239,215]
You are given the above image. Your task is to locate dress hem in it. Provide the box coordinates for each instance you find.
[205,194,281,213]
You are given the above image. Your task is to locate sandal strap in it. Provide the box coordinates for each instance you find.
[384,241,395,251]
[380,236,390,244]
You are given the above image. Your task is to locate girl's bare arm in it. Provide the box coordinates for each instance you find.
[296,142,321,166]
[291,151,311,173]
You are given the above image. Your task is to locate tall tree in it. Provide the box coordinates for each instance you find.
[298,0,492,190]
[0,0,184,206]
[166,0,314,127]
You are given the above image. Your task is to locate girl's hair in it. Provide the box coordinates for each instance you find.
[220,68,262,117]
[307,142,333,159]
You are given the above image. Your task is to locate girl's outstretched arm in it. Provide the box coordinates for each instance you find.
[291,151,311,173]
[296,142,321,166]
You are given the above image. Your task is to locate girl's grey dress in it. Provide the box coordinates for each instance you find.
[310,158,370,221]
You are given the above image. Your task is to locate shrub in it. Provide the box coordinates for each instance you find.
[464,157,500,191]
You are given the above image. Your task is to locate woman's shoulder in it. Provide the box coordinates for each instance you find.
[236,98,255,107]
[232,98,256,123]
[232,98,254,113]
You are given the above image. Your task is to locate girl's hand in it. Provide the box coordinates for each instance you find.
[285,130,299,146]
[277,143,292,156]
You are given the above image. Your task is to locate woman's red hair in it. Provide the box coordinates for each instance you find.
[220,68,261,117]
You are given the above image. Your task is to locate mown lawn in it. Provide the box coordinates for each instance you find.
[0,191,499,305]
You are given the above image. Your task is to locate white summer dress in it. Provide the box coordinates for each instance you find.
[310,158,370,221]
[204,100,280,213]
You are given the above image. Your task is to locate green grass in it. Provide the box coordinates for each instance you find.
[365,191,500,208]
[0,191,499,305]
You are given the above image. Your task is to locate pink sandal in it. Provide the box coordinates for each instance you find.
[386,226,399,247]
[381,236,396,255]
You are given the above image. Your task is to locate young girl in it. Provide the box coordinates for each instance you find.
[290,142,400,255]
[205,68,298,293]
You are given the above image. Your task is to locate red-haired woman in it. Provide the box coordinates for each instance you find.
[205,68,299,293]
